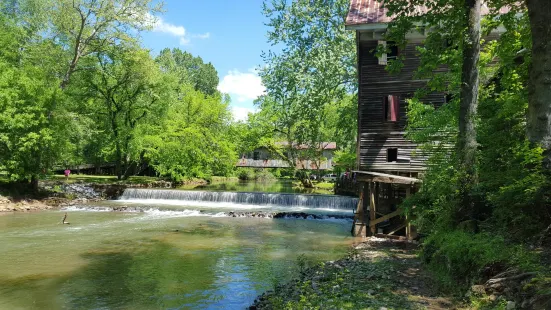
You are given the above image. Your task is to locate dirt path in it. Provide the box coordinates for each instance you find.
[251,237,455,309]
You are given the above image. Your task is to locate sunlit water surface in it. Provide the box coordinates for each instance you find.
[0,207,353,309]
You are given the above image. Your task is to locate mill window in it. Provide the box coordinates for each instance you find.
[387,148,398,162]
[378,41,399,65]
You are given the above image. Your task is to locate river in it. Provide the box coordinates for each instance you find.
[0,181,357,309]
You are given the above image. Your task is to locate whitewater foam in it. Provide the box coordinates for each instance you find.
[119,189,358,210]
[60,206,352,223]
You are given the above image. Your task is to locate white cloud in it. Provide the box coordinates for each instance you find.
[153,19,186,36]
[193,32,210,39]
[218,68,266,102]
[231,106,256,122]
[145,13,208,45]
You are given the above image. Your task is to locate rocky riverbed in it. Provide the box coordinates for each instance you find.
[250,238,454,310]
[0,180,179,213]
[0,183,121,212]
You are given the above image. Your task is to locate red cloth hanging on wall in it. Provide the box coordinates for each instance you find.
[390,95,399,121]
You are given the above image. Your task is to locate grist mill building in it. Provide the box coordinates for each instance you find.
[345,0,506,238]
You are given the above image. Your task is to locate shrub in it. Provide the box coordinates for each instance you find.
[421,230,538,293]
[236,168,255,181]
[255,169,276,182]
[235,168,276,181]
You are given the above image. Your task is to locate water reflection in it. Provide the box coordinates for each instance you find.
[60,240,222,309]
[0,212,352,309]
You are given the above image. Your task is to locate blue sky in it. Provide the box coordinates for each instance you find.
[141,1,272,121]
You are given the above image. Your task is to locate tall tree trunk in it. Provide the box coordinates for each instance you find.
[115,143,123,180]
[30,174,39,193]
[457,0,482,222]
[526,0,551,169]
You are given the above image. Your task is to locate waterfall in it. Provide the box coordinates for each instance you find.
[119,189,358,210]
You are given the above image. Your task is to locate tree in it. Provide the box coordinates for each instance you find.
[0,57,66,182]
[47,0,161,90]
[232,110,276,157]
[75,45,170,179]
[143,85,236,181]
[383,0,504,224]
[259,0,357,179]
[156,48,219,96]
[457,0,482,221]
[525,0,551,169]
[0,11,71,185]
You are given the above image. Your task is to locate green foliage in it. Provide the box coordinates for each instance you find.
[236,168,255,181]
[0,15,69,182]
[383,0,549,294]
[421,231,539,293]
[143,85,236,182]
[333,150,356,171]
[72,44,171,179]
[232,110,277,156]
[259,0,357,169]
[0,2,240,184]
[156,48,219,96]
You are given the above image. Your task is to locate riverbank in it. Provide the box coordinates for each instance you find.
[250,237,455,309]
[0,184,104,212]
[0,175,187,213]
[250,237,551,309]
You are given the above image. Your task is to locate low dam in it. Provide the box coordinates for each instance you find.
[118,188,359,211]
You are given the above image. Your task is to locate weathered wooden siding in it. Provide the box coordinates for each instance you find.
[357,38,446,172]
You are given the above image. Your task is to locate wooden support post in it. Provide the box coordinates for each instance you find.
[352,183,370,237]
[405,187,411,240]
[369,182,377,236]
[352,190,364,237]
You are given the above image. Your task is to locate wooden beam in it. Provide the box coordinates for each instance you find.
[369,209,403,227]
[387,224,407,235]
[354,171,422,184]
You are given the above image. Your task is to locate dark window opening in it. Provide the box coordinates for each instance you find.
[445,93,454,103]
[253,151,260,160]
[383,95,400,122]
[388,43,399,60]
[387,148,398,162]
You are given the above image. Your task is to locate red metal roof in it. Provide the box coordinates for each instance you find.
[346,0,398,25]
[275,141,337,150]
[346,0,513,26]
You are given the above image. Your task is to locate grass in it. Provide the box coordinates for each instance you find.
[292,180,335,195]
[211,176,239,183]
[314,181,335,190]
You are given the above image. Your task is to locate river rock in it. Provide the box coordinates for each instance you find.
[471,285,486,295]
[506,301,515,310]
